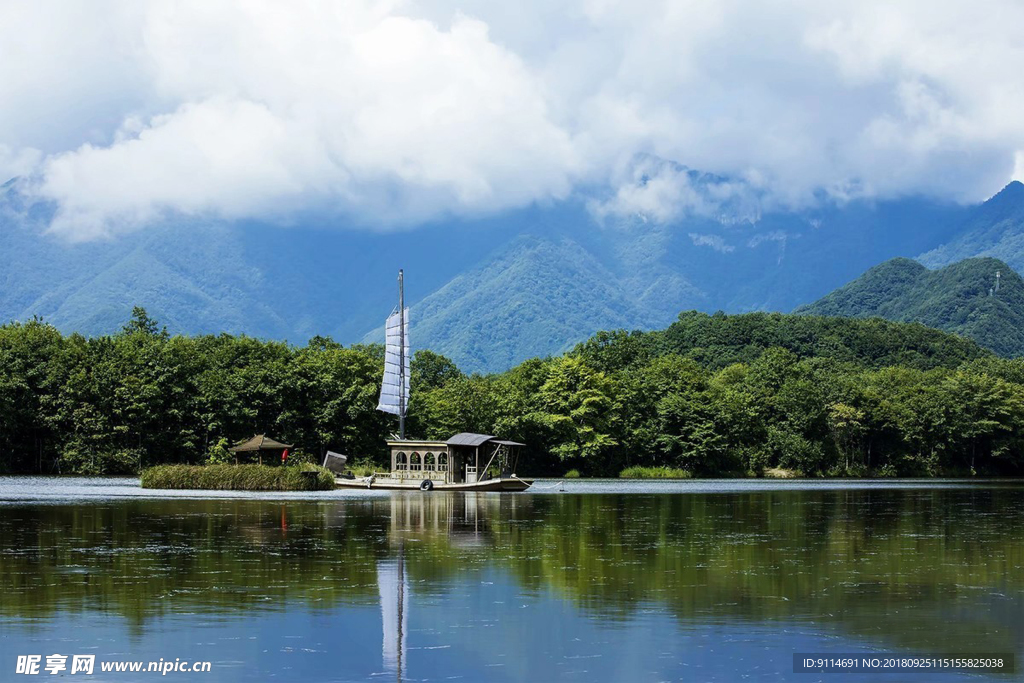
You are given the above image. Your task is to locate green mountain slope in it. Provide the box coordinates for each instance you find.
[919,181,1024,270]
[795,257,1024,357]
[3,176,1021,373]
[365,235,690,372]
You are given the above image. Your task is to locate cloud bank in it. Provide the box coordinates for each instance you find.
[1,0,1023,239]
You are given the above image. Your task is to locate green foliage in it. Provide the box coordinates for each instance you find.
[3,307,1024,479]
[122,306,166,337]
[345,461,378,477]
[140,464,335,491]
[797,257,1024,358]
[0,313,391,475]
[411,350,462,391]
[564,469,581,478]
[660,311,986,370]
[531,356,619,466]
[206,437,233,465]
[619,466,693,479]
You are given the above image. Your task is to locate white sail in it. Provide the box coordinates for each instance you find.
[377,307,410,416]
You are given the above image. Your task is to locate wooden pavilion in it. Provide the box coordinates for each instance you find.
[229,434,292,465]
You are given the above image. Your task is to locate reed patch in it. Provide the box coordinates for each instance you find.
[140,464,335,491]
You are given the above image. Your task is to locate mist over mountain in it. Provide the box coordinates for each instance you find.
[796,256,1024,357]
[2,178,1022,372]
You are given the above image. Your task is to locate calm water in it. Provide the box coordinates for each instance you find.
[0,477,1022,682]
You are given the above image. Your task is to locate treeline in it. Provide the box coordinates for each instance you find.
[2,309,1023,476]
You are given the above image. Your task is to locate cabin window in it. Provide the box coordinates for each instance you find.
[424,452,436,472]
[437,452,448,472]
[410,452,422,471]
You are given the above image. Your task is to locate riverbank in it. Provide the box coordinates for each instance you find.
[2,476,1022,503]
[140,464,335,491]
[607,465,985,479]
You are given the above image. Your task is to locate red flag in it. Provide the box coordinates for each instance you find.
[282,448,289,463]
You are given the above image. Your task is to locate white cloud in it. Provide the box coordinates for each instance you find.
[1,0,1023,239]
[26,2,577,238]
[588,157,762,224]
[0,144,41,182]
[747,231,791,249]
[688,233,735,254]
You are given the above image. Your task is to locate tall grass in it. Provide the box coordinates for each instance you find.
[344,461,377,477]
[140,464,335,491]
[619,466,693,479]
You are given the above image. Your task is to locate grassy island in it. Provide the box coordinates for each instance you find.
[140,464,335,491]
[619,466,693,479]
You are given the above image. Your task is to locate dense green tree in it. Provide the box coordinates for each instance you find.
[414,374,499,440]
[411,350,462,392]
[827,403,866,471]
[571,329,658,373]
[2,308,1024,477]
[530,357,619,469]
[121,306,166,337]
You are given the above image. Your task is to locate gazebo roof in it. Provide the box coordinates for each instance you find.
[229,434,293,453]
[446,433,496,447]
[444,433,525,448]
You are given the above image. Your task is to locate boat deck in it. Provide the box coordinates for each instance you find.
[335,476,532,492]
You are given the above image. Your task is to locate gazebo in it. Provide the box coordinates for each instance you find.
[229,434,292,465]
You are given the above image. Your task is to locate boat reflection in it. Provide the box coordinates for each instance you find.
[378,551,408,680]
[2,487,1022,662]
[384,492,507,547]
[375,492,529,679]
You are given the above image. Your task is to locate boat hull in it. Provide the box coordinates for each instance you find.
[334,476,533,492]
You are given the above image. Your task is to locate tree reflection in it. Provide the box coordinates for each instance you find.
[0,489,1021,653]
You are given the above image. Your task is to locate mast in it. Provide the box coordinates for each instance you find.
[398,269,406,440]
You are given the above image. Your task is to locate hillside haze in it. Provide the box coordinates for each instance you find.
[2,178,1022,372]
[796,257,1024,357]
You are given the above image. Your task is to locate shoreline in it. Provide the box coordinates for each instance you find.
[1,475,1022,503]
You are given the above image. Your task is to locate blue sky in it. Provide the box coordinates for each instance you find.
[2,0,1023,240]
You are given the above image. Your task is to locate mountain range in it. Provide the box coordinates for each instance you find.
[2,176,1023,372]
[796,256,1024,357]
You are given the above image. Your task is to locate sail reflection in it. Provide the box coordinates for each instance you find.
[378,552,408,680]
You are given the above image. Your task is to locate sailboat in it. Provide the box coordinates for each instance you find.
[334,270,532,491]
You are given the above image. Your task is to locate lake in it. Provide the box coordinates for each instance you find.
[1,477,1022,681]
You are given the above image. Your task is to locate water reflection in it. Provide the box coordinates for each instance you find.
[386,492,498,546]
[0,485,1022,680]
[378,494,499,679]
[378,552,407,680]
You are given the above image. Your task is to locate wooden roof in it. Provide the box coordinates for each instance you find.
[229,434,293,452]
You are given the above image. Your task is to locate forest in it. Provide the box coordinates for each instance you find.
[2,308,1023,477]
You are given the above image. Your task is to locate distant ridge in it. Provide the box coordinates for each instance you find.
[795,256,1024,357]
[3,176,1022,372]
[363,235,680,373]
[920,181,1024,271]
